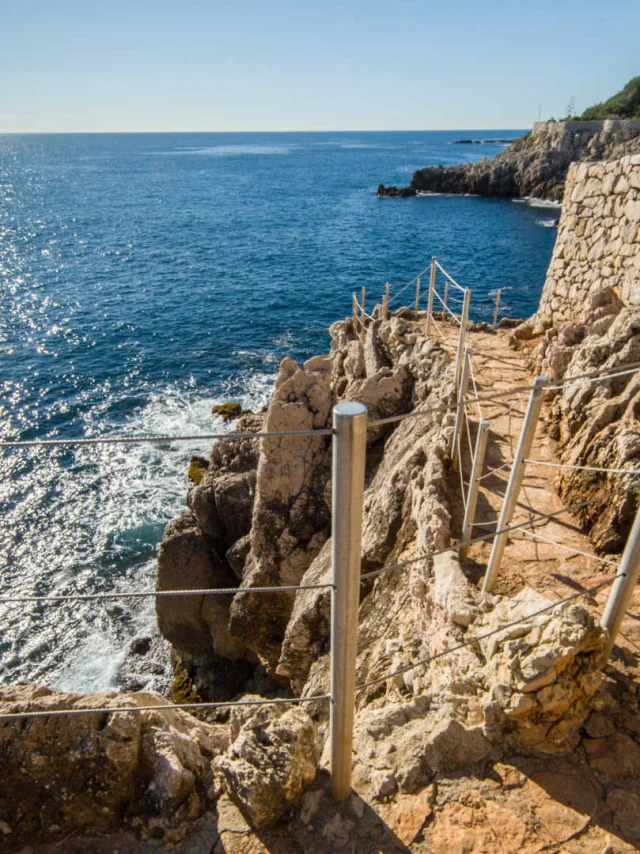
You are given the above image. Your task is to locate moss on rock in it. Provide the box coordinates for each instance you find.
[211,402,253,422]
[187,455,209,484]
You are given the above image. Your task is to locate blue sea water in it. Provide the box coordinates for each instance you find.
[0,131,558,691]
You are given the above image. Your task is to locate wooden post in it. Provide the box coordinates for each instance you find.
[415,277,421,318]
[492,289,502,330]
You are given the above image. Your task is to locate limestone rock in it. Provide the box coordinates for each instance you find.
[215,706,318,828]
[480,590,606,752]
[156,511,240,664]
[228,356,333,673]
[379,120,640,202]
[0,687,227,846]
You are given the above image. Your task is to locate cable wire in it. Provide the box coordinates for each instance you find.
[523,459,639,477]
[356,573,621,691]
[0,693,332,722]
[518,528,619,566]
[360,496,601,582]
[0,582,334,606]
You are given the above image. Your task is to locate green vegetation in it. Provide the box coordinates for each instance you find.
[577,77,640,120]
[211,401,253,422]
[187,456,208,484]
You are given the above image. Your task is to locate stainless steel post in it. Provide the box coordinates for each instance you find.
[384,283,390,319]
[454,289,471,391]
[492,289,502,330]
[601,503,640,660]
[451,346,472,470]
[460,419,490,559]
[415,277,421,317]
[425,257,436,338]
[330,401,367,801]
[482,376,548,593]
[361,286,366,341]
[442,280,449,322]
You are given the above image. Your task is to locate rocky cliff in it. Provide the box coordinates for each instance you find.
[0,309,614,850]
[378,120,640,202]
[3,152,640,851]
[512,154,640,551]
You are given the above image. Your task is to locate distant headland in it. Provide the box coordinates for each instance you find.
[378,78,640,202]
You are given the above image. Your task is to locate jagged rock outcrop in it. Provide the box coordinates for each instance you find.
[156,315,447,692]
[0,687,229,848]
[378,119,640,202]
[512,154,640,551]
[214,703,318,828]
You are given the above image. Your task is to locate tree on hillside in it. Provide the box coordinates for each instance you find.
[578,77,640,120]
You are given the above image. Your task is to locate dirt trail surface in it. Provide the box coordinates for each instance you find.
[18,323,640,854]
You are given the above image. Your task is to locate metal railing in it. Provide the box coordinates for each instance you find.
[1,258,639,805]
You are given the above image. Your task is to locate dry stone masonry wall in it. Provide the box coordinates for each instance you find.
[536,154,640,329]
[514,154,640,552]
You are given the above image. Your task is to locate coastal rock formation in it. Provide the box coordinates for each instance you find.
[378,119,640,202]
[0,686,229,847]
[214,704,318,828]
[511,154,640,551]
[155,316,444,693]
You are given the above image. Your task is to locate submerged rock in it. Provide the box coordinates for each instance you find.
[211,402,252,422]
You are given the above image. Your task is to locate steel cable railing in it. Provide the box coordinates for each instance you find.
[356,573,623,692]
[1,263,639,804]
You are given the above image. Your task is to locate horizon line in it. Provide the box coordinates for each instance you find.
[0,127,530,136]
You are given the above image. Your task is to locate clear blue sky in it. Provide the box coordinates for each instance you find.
[2,0,638,132]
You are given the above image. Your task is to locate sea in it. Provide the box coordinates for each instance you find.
[0,131,559,692]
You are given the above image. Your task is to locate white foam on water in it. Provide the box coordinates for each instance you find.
[513,197,562,209]
[1,371,276,693]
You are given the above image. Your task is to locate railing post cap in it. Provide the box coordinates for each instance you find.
[334,401,367,418]
[533,375,549,387]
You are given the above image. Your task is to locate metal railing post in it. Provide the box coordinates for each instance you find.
[426,257,436,338]
[361,286,366,341]
[601,503,640,660]
[460,419,490,559]
[352,293,358,333]
[454,289,471,391]
[330,401,367,801]
[384,283,390,319]
[415,277,421,317]
[442,279,449,322]
[492,289,502,330]
[451,346,472,470]
[482,376,548,593]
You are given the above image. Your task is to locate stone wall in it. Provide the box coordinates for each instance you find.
[535,154,640,331]
[514,153,640,553]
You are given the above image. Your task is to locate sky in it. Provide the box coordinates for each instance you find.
[1,0,638,133]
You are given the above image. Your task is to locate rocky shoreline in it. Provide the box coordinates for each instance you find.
[378,119,640,202]
[1,152,639,853]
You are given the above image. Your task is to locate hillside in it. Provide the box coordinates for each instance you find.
[579,77,640,120]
